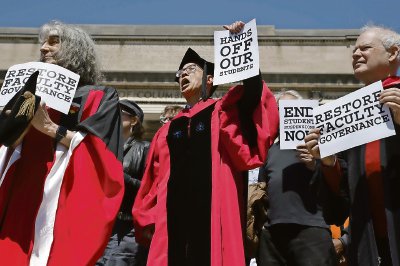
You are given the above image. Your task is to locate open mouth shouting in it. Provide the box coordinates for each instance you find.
[180,78,190,91]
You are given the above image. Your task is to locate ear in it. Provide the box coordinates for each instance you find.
[388,45,399,63]
[130,116,139,127]
[206,75,214,88]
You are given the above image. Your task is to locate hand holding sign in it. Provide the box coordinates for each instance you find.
[213,19,259,85]
[296,143,316,170]
[31,101,55,137]
[223,21,245,34]
[313,81,396,158]
[379,87,400,125]
[304,128,337,167]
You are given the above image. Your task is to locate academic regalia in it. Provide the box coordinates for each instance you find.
[320,77,400,266]
[133,78,279,266]
[345,77,400,266]
[0,85,124,265]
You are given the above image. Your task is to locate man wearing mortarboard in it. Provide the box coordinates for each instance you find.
[133,21,279,266]
[0,21,124,265]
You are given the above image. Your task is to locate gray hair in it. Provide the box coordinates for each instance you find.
[361,25,400,61]
[39,21,103,85]
[161,105,184,117]
[275,89,303,102]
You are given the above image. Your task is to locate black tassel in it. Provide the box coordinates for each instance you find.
[201,62,207,101]
[16,91,36,121]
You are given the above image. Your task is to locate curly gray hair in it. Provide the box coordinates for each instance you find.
[361,25,400,61]
[39,21,103,85]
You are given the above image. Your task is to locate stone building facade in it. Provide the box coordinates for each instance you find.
[0,24,361,139]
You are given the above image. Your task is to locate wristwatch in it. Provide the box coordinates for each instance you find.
[55,125,67,143]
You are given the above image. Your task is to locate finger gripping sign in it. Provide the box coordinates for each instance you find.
[313,81,396,158]
[279,100,319,149]
[0,62,80,114]
[213,19,260,85]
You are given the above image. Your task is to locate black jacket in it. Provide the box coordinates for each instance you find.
[119,137,150,214]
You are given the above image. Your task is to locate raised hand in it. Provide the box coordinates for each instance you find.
[31,101,57,136]
[223,21,245,34]
[296,143,316,170]
[304,128,336,167]
[380,87,400,125]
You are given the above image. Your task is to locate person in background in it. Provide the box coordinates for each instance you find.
[159,105,183,125]
[0,21,124,265]
[257,90,345,266]
[132,21,279,266]
[305,25,400,266]
[97,99,149,266]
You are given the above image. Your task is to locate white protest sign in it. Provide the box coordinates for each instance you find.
[314,81,395,158]
[279,99,319,150]
[0,62,80,114]
[213,19,259,85]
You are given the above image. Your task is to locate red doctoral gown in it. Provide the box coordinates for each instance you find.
[0,86,124,265]
[133,80,279,266]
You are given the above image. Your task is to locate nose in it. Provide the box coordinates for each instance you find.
[40,42,49,53]
[181,70,189,77]
[179,70,189,81]
[352,48,361,59]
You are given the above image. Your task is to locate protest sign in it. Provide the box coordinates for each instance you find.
[279,99,319,149]
[0,62,80,114]
[213,19,259,85]
[314,81,395,158]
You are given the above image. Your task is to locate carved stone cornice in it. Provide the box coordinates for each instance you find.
[0,25,359,45]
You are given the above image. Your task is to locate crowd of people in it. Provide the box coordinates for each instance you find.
[0,19,399,266]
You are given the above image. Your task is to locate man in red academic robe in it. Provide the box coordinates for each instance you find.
[132,21,279,266]
[0,21,124,265]
[305,25,400,266]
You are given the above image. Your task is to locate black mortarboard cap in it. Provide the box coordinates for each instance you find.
[175,48,217,100]
[0,71,41,147]
[175,48,214,83]
[119,99,144,123]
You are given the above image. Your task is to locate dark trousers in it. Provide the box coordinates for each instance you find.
[376,236,392,266]
[96,220,148,266]
[257,224,337,266]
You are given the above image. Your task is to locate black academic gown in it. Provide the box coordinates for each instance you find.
[325,77,400,266]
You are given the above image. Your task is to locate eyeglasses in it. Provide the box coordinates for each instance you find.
[175,64,198,78]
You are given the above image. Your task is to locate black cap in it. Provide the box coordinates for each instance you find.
[174,48,214,83]
[0,71,41,147]
[119,99,144,123]
[175,48,217,100]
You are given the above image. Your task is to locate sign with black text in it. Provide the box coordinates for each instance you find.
[314,81,395,158]
[279,99,319,149]
[0,62,80,114]
[213,19,259,85]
